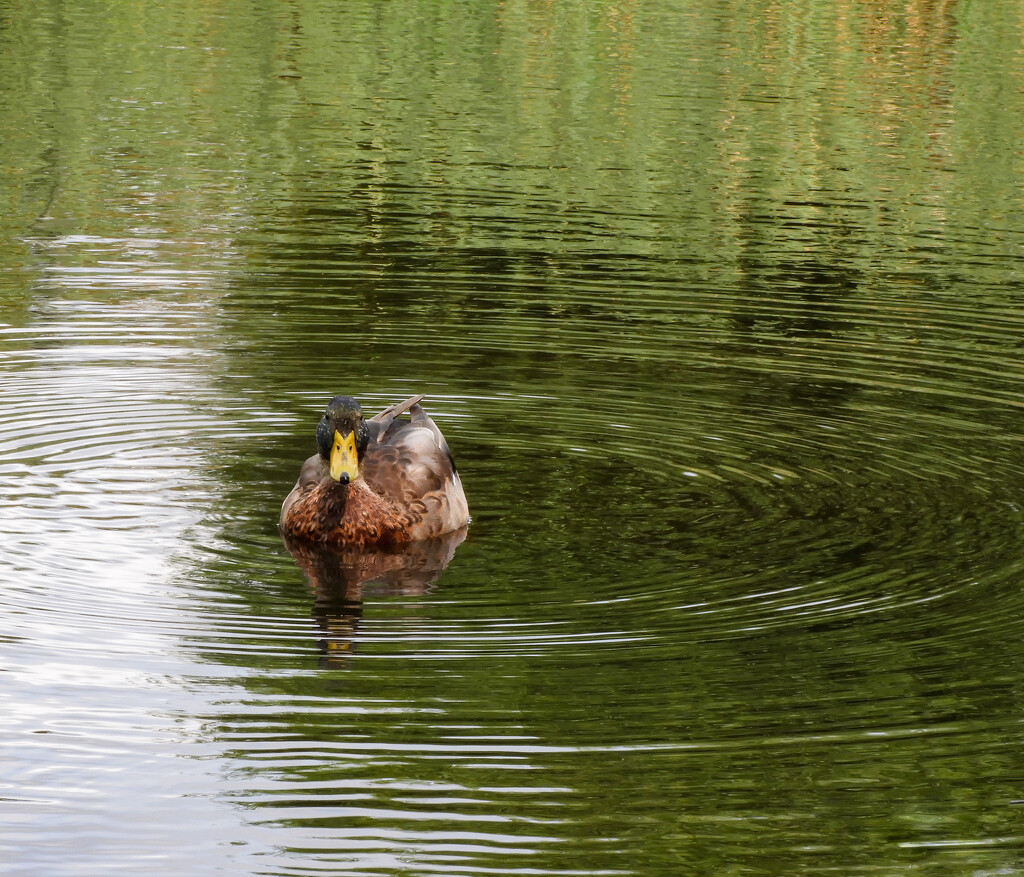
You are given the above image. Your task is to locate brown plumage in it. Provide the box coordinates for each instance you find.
[280,394,469,549]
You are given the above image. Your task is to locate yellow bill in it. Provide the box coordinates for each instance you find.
[329,430,360,483]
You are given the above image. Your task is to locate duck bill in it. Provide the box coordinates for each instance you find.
[329,430,360,484]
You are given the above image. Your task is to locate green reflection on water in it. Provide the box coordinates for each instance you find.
[3,0,1024,875]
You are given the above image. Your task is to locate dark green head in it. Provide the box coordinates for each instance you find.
[315,395,370,483]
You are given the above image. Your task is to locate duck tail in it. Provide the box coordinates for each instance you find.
[371,394,426,437]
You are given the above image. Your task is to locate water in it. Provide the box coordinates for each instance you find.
[3,0,1024,874]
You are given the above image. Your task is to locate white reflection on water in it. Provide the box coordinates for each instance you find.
[0,294,289,874]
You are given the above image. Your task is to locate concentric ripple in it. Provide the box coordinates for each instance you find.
[5,0,1024,871]
[182,266,1024,875]
[5,235,1024,877]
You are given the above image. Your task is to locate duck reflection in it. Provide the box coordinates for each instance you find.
[282,527,468,666]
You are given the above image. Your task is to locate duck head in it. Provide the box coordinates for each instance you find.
[315,395,370,485]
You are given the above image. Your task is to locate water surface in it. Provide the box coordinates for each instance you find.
[3,0,1024,874]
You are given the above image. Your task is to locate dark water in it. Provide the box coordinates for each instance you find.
[4,0,1024,874]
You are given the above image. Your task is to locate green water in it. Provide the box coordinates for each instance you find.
[3,1,1024,874]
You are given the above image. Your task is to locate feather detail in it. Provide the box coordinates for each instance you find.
[281,479,411,549]
[280,394,468,548]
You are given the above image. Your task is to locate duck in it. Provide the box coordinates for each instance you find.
[280,394,469,549]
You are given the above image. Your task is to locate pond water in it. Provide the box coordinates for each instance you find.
[3,0,1024,874]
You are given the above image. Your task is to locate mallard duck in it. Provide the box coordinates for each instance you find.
[280,394,469,548]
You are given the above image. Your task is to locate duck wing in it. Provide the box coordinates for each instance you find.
[363,398,469,538]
